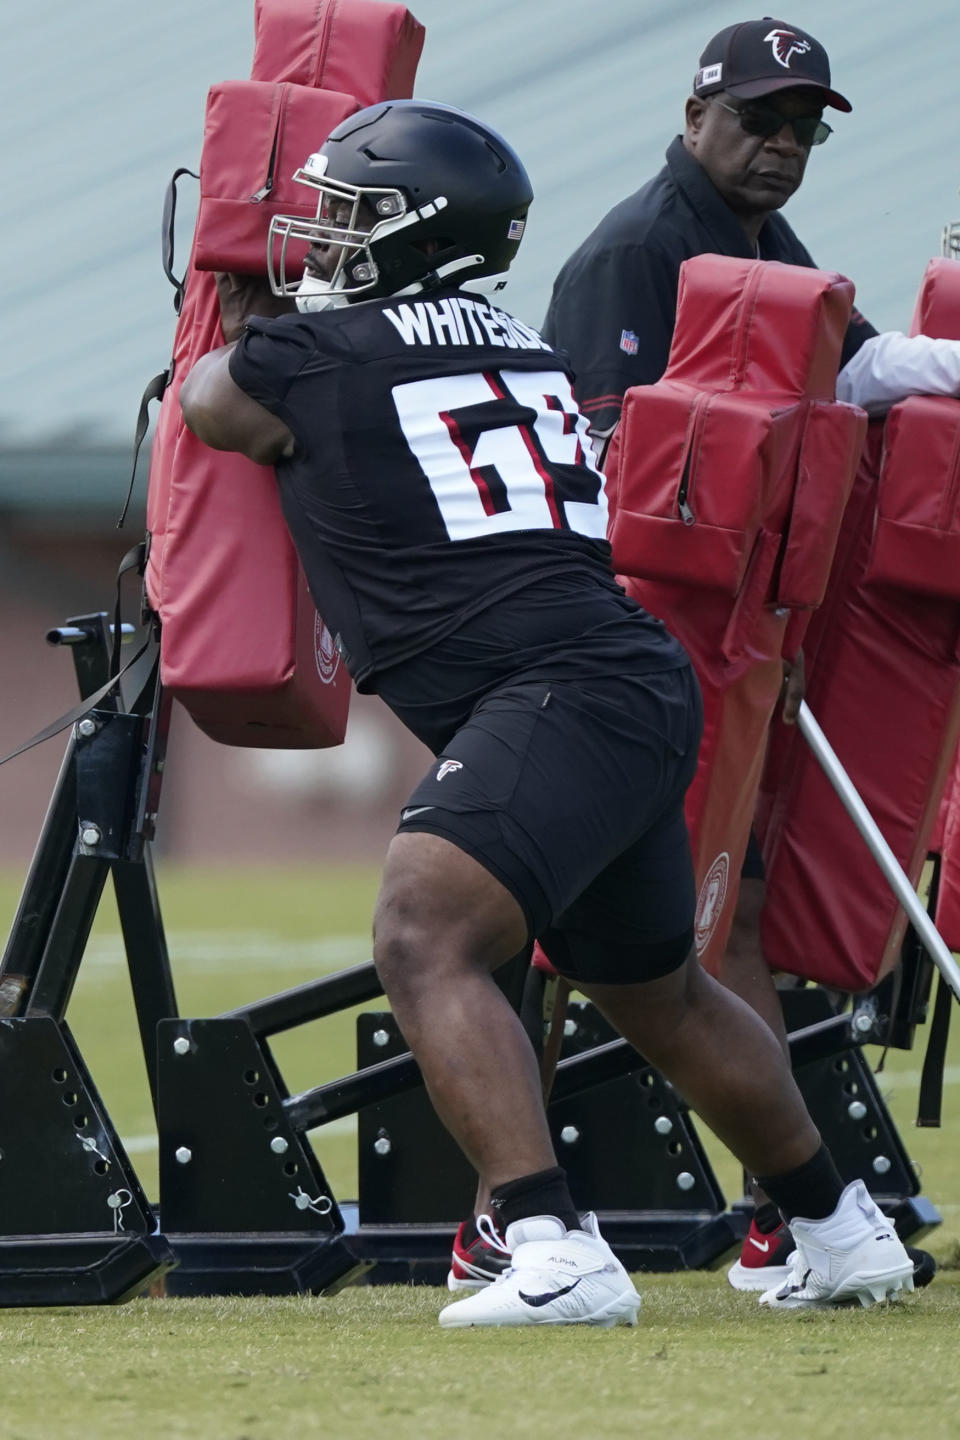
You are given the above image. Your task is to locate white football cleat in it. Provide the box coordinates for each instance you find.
[438,1212,641,1329]
[759,1179,915,1310]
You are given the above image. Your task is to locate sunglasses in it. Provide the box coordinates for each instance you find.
[711,97,832,147]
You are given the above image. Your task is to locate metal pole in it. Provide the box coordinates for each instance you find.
[797,699,960,1003]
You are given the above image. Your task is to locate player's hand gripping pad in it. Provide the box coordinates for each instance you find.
[144,1,424,747]
[759,258,960,990]
[606,256,865,974]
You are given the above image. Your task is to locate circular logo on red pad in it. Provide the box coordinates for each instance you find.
[314,614,340,685]
[695,851,729,956]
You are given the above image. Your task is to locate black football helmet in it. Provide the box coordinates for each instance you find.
[268,100,534,312]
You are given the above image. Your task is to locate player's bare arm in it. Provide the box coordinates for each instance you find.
[180,345,295,465]
[180,270,297,464]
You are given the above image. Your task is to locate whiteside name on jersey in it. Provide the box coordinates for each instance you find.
[382,296,550,351]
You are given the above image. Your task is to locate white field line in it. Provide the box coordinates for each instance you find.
[82,931,371,973]
[87,934,960,1162]
[94,932,371,1157]
[122,1114,358,1154]
[117,1067,960,1156]
[877,1064,960,1090]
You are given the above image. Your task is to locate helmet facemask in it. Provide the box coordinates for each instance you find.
[269,157,414,312]
[269,152,504,312]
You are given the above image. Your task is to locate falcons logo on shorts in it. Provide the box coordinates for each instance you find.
[764,28,811,68]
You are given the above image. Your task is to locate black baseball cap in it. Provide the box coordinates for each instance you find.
[693,17,852,112]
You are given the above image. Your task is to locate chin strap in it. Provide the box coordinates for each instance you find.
[294,272,352,313]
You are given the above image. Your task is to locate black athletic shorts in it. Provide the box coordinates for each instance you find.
[396,664,703,984]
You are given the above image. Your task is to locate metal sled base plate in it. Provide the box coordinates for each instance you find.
[880,1193,942,1243]
[0,1232,174,1307]
[158,1232,369,1297]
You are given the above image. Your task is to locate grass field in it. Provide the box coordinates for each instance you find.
[2,861,960,1440]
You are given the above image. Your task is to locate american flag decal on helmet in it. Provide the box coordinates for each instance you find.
[508,218,525,240]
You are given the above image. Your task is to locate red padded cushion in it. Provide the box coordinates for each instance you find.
[908,256,960,340]
[665,255,855,401]
[865,395,960,599]
[193,82,359,275]
[252,0,424,99]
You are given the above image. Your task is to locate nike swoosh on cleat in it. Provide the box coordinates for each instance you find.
[748,1237,771,1253]
[775,1267,812,1300]
[518,1279,583,1308]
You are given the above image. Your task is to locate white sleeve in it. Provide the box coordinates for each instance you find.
[836,331,960,416]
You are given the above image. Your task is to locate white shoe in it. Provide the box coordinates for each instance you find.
[759,1179,915,1310]
[438,1213,642,1329]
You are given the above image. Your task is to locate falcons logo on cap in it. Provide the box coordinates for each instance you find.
[764,28,811,68]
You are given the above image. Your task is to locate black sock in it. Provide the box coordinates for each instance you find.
[753,1201,784,1235]
[489,1166,580,1234]
[754,1144,845,1223]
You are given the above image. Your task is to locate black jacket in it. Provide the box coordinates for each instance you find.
[542,136,877,437]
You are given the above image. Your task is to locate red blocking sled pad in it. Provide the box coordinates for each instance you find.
[934,741,960,950]
[759,257,960,991]
[917,259,960,957]
[916,261,960,954]
[913,258,960,954]
[145,0,424,747]
[602,254,866,977]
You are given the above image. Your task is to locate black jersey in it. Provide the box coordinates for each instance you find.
[229,288,688,702]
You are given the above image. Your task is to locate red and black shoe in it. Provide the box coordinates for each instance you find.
[727,1218,795,1292]
[446,1214,512,1292]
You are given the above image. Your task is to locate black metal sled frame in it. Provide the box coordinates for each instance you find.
[0,613,942,1301]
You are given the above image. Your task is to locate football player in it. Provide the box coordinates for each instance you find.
[181,99,915,1325]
